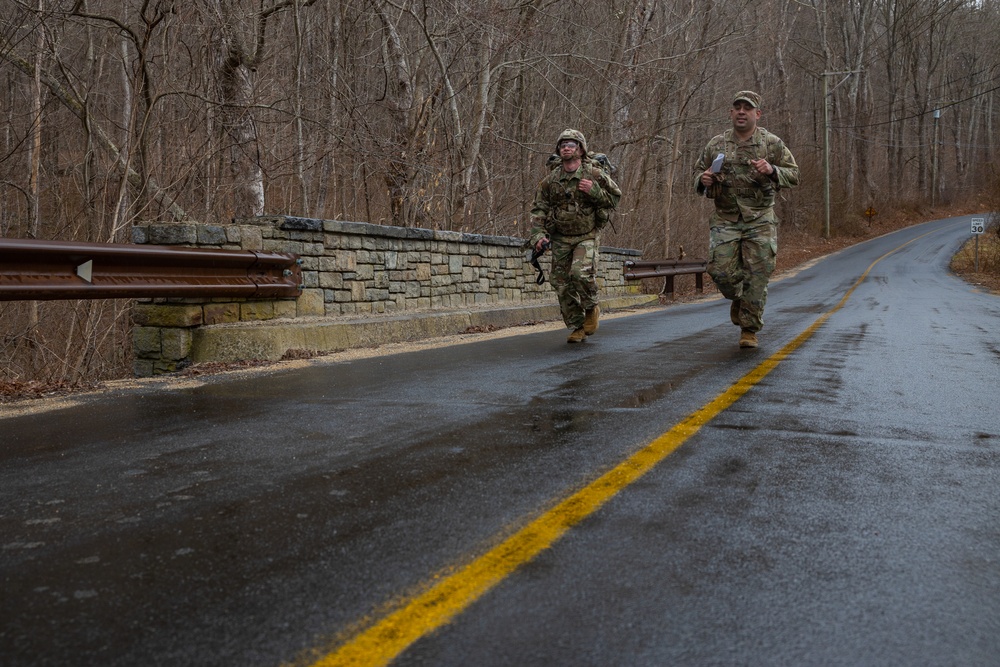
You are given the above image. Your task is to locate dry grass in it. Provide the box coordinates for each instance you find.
[0,379,101,403]
[950,220,1000,295]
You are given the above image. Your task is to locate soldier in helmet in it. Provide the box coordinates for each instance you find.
[529,129,622,343]
[695,91,799,348]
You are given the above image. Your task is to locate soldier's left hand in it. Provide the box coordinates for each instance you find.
[578,179,594,194]
[750,158,774,176]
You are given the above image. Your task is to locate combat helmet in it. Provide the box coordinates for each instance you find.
[555,129,588,157]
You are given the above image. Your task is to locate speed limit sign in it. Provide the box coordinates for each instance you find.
[972,218,985,234]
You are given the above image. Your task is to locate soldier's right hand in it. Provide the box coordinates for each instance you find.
[700,170,715,187]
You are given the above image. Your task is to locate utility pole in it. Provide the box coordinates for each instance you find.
[820,70,862,239]
[931,109,941,207]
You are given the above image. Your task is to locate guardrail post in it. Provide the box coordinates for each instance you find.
[622,258,708,300]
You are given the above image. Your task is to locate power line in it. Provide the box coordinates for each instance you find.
[830,81,1000,131]
[836,126,997,152]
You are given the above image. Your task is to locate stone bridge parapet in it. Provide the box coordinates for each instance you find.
[129,216,645,375]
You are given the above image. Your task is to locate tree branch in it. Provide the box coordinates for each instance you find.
[0,44,190,222]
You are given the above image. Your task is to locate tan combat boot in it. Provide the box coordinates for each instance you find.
[584,305,600,335]
[739,330,758,348]
[567,328,587,343]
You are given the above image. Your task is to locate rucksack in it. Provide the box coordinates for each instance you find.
[590,153,618,176]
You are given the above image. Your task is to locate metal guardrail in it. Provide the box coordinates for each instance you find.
[0,238,303,301]
[623,258,707,296]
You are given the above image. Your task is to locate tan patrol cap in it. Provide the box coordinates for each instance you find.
[733,90,761,108]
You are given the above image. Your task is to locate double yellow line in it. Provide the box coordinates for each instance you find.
[301,231,931,667]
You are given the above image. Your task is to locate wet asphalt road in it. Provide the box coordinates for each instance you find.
[2,215,1000,667]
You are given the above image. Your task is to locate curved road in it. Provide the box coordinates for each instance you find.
[2,215,999,666]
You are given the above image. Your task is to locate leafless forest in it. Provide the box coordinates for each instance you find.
[2,0,999,385]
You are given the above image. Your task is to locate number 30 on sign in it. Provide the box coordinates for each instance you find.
[972,218,985,234]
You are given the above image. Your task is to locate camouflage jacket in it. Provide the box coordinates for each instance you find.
[529,158,621,246]
[694,127,799,224]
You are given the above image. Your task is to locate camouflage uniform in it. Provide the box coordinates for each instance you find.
[695,116,799,334]
[530,129,621,331]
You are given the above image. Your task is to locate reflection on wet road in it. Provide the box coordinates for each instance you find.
[3,216,999,667]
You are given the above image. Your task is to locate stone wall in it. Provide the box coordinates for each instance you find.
[130,216,644,375]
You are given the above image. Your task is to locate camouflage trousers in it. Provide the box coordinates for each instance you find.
[550,237,599,330]
[708,219,777,333]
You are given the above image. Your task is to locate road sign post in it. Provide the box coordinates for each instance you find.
[972,218,985,272]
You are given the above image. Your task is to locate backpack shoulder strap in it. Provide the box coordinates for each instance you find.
[760,129,785,163]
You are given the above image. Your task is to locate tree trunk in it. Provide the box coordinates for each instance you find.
[372,0,414,226]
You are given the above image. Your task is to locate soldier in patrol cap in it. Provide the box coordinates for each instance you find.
[695,90,799,348]
[530,129,621,343]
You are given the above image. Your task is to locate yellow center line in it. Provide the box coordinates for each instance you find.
[301,229,938,667]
